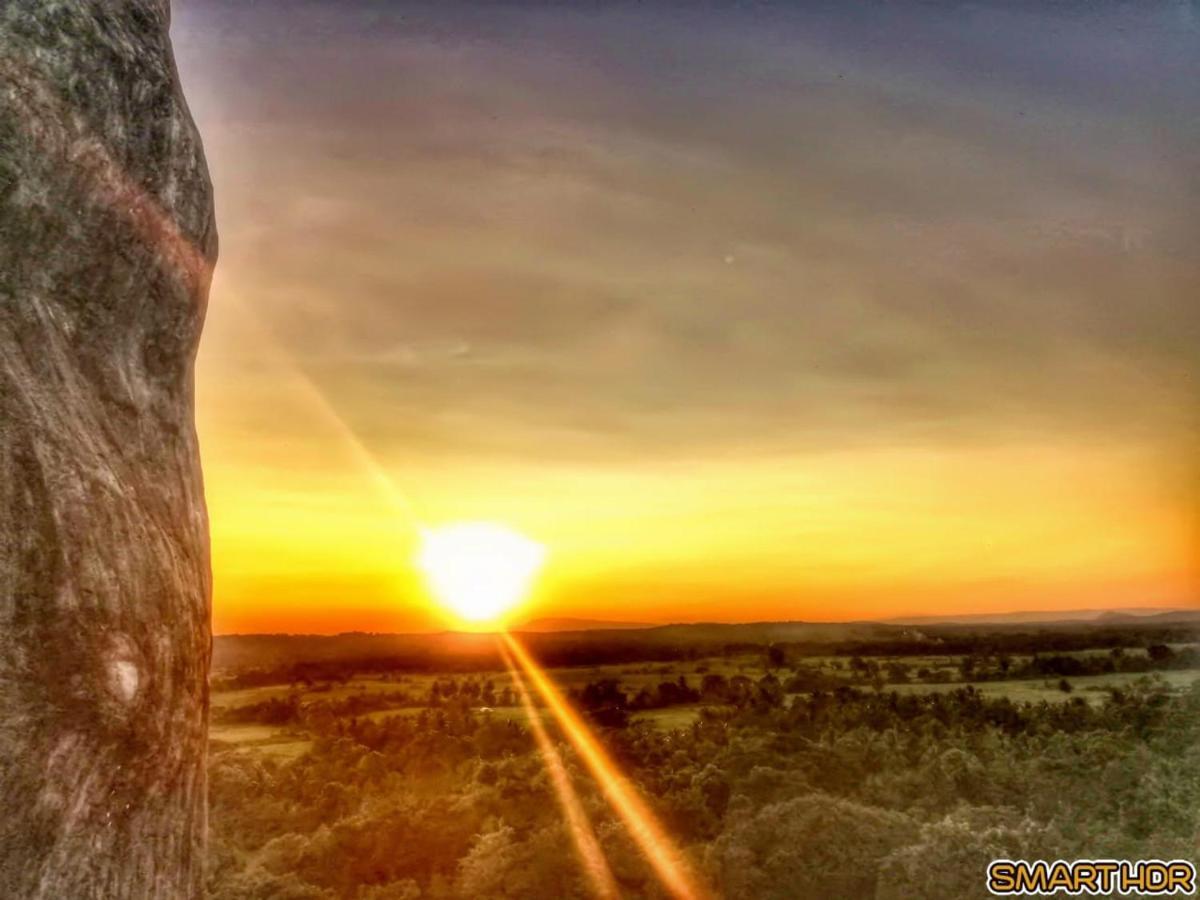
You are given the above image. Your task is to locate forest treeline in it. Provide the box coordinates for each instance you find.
[207,675,1200,899]
[213,621,1200,691]
[214,647,1198,734]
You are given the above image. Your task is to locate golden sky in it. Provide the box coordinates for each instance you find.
[173,1,1198,634]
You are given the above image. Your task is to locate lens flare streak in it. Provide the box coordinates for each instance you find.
[502,632,711,900]
[499,643,621,900]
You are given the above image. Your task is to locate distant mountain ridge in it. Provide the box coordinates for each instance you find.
[517,616,653,632]
[881,607,1198,626]
[210,620,894,671]
[211,609,1200,676]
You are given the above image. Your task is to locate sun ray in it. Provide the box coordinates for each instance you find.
[499,643,621,900]
[223,296,422,525]
[502,631,712,900]
[4,51,422,531]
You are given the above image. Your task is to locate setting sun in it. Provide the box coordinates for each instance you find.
[416,522,546,624]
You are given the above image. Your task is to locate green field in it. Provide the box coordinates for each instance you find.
[209,722,313,759]
[209,651,1200,758]
[631,705,705,729]
[892,670,1200,705]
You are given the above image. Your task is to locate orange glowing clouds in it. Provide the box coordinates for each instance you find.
[199,382,1197,632]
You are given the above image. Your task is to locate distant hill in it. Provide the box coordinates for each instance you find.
[517,617,653,632]
[211,619,895,674]
[211,610,1200,680]
[881,608,1198,626]
[632,620,889,644]
[1092,609,1200,625]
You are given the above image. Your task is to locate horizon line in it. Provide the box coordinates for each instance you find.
[211,604,1199,638]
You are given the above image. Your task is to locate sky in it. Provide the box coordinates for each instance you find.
[171,0,1198,634]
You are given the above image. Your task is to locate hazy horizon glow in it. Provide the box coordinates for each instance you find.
[172,1,1198,634]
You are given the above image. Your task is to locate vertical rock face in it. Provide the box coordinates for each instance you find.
[0,2,216,897]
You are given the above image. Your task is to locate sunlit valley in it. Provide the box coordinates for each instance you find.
[205,617,1200,899]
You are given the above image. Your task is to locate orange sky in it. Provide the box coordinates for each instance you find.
[174,2,1199,633]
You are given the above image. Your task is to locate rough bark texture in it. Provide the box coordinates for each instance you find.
[0,1,216,897]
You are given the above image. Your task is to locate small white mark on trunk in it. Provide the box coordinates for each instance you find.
[111,660,140,702]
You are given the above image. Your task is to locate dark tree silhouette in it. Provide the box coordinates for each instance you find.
[0,2,216,896]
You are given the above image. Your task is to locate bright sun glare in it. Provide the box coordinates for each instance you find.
[416,522,546,624]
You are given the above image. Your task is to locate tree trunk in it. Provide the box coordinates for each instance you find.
[0,1,216,897]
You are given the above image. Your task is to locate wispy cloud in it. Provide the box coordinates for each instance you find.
[174,0,1199,629]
